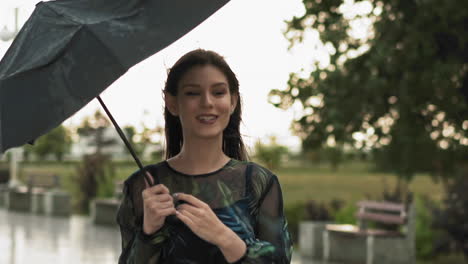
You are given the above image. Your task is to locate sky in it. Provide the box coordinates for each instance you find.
[0,0,311,153]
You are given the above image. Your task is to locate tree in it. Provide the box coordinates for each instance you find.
[123,124,163,160]
[254,136,289,170]
[271,0,468,182]
[31,125,72,160]
[77,110,117,155]
[72,153,116,214]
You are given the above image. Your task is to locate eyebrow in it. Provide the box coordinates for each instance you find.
[181,82,228,89]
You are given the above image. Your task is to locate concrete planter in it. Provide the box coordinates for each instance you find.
[5,187,30,212]
[323,227,367,263]
[44,190,71,217]
[299,221,333,259]
[0,184,8,208]
[91,198,120,226]
[31,191,46,214]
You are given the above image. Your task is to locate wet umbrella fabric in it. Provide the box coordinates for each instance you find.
[0,0,229,182]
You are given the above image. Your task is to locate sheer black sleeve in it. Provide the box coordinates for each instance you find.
[116,174,169,264]
[239,166,293,263]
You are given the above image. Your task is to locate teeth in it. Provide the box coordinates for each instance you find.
[198,116,216,121]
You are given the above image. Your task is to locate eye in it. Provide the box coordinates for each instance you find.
[185,91,199,96]
[214,90,227,96]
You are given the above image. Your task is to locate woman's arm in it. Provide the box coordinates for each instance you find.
[117,182,169,264]
[239,174,293,264]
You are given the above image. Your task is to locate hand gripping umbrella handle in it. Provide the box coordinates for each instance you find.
[96,96,159,186]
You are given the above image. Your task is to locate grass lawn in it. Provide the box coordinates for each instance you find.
[10,159,444,206]
[275,161,444,207]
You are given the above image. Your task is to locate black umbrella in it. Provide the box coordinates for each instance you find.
[0,0,230,185]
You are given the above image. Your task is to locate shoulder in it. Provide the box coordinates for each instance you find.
[247,161,277,181]
[245,161,280,193]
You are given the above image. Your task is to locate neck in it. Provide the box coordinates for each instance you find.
[168,135,230,175]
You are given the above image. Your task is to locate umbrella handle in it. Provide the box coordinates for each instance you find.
[96,96,158,186]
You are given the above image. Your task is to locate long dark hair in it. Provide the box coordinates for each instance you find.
[163,49,249,161]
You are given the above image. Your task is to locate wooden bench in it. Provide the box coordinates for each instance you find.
[323,200,415,264]
[27,173,60,192]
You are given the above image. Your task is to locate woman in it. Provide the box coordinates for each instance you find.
[117,49,292,263]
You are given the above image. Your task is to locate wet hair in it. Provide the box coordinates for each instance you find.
[163,49,249,161]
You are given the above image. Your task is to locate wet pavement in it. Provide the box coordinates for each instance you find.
[0,208,121,264]
[0,208,321,264]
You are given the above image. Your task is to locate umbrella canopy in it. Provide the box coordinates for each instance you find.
[0,0,229,153]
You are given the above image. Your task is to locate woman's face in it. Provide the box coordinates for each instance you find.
[166,64,237,141]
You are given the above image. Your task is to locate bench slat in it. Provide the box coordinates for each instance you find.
[28,174,59,190]
[356,211,406,225]
[357,200,405,212]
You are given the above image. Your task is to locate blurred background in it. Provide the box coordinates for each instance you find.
[0,0,467,263]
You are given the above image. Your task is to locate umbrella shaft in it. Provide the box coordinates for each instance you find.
[96,96,157,186]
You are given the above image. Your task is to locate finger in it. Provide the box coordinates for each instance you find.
[145,193,173,203]
[176,210,195,227]
[177,204,202,216]
[146,171,155,186]
[157,207,177,217]
[142,184,170,198]
[146,202,175,215]
[175,193,206,208]
[142,171,155,189]
[145,199,175,210]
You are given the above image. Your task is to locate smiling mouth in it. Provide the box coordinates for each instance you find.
[197,115,218,123]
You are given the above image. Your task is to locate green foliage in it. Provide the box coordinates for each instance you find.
[22,144,33,161]
[303,199,344,221]
[31,125,72,161]
[274,0,468,182]
[77,110,117,154]
[332,204,357,225]
[322,146,344,171]
[254,136,289,170]
[284,202,306,243]
[415,195,439,260]
[432,168,468,259]
[71,153,116,214]
[123,124,163,159]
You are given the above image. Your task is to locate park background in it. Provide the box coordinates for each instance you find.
[1,0,467,263]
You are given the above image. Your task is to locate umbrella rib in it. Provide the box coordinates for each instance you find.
[97,96,157,186]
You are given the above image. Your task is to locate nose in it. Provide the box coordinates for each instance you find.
[200,92,214,108]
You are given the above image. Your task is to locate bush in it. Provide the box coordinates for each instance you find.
[254,137,288,170]
[71,154,116,214]
[432,168,468,259]
[332,204,357,225]
[415,195,441,260]
[284,202,306,243]
[303,199,344,221]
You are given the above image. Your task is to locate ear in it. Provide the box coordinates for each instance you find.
[164,91,178,116]
[230,93,239,114]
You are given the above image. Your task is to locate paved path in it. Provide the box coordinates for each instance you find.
[0,208,326,264]
[0,209,121,264]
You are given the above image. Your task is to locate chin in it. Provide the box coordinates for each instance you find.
[195,131,223,140]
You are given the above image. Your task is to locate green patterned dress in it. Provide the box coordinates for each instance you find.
[116,159,293,263]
